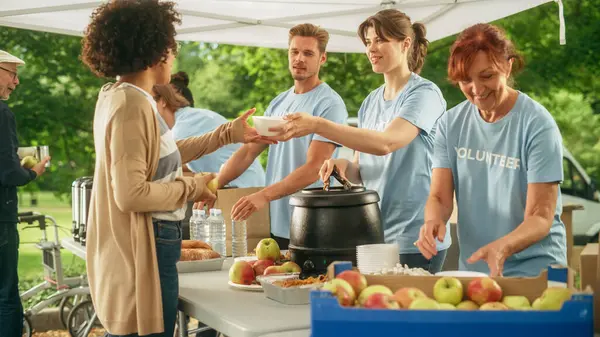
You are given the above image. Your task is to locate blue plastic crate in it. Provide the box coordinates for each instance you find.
[311,263,593,337]
[310,291,593,337]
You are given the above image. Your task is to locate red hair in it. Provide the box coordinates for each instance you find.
[447,23,524,84]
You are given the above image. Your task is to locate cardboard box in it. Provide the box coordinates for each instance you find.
[214,187,271,256]
[580,243,598,291]
[362,266,574,303]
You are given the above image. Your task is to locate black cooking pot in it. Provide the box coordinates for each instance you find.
[288,186,384,277]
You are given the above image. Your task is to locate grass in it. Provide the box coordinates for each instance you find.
[17,191,86,280]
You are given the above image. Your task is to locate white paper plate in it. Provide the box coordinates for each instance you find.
[234,250,289,263]
[228,281,264,292]
[176,258,226,273]
[435,271,489,277]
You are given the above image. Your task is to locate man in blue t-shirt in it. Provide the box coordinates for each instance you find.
[217,23,348,249]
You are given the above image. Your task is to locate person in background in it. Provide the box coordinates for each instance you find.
[169,71,266,188]
[216,23,348,250]
[0,50,50,337]
[267,10,450,273]
[416,23,567,277]
[80,1,266,336]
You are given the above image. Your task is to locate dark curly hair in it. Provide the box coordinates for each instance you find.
[171,71,195,107]
[81,0,181,78]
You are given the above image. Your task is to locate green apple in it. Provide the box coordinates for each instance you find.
[502,295,531,310]
[357,285,393,306]
[255,238,281,261]
[21,155,38,169]
[456,300,479,310]
[532,288,573,310]
[439,303,456,310]
[408,298,441,310]
[207,177,219,194]
[281,261,301,273]
[433,277,463,305]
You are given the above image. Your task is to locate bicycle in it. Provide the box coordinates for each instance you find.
[18,211,101,337]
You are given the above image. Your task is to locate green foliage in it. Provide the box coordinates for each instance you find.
[1,27,103,198]
[2,0,599,196]
[533,90,600,182]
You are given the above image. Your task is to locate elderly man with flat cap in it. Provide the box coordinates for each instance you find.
[0,50,50,336]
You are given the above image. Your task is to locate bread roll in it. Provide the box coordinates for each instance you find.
[180,248,221,261]
[181,240,212,250]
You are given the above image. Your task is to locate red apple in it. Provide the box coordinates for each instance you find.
[362,293,400,309]
[322,278,356,307]
[467,277,503,305]
[479,302,509,311]
[357,285,393,306]
[253,259,275,276]
[336,270,368,296]
[228,261,255,285]
[392,287,428,308]
[263,265,285,275]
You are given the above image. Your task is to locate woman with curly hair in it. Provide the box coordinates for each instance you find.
[80,1,265,336]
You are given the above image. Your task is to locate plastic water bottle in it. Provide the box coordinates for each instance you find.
[190,209,209,242]
[189,209,198,239]
[208,209,227,257]
[231,220,247,258]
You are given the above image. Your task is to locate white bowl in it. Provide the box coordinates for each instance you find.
[252,116,286,136]
[435,271,488,277]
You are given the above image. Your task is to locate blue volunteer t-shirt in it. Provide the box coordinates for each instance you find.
[358,73,451,254]
[172,107,266,188]
[265,82,348,239]
[433,91,567,277]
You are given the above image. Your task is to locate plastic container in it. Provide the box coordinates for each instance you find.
[258,274,322,305]
[231,219,247,258]
[310,264,593,337]
[252,116,285,136]
[208,209,226,257]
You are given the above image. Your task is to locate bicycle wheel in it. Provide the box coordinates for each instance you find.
[22,314,32,337]
[59,294,90,329]
[67,300,102,337]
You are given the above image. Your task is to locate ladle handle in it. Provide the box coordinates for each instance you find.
[330,165,352,190]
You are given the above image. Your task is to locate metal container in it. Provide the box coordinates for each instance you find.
[71,177,89,242]
[288,186,384,278]
[257,274,323,305]
[79,178,93,246]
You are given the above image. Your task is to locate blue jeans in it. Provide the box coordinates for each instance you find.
[106,220,182,337]
[0,223,23,337]
[399,249,448,274]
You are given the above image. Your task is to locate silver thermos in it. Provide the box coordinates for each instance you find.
[79,179,93,246]
[71,177,89,242]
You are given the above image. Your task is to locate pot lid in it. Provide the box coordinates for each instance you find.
[289,186,380,208]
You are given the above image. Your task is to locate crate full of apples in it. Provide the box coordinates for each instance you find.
[310,264,593,337]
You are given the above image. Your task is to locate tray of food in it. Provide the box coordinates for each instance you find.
[177,240,225,273]
[257,274,327,305]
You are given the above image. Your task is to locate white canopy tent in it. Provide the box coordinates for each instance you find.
[1,0,565,53]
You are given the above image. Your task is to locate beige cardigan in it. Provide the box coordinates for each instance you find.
[86,84,243,335]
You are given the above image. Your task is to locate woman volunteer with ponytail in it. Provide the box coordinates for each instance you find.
[268,9,451,273]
